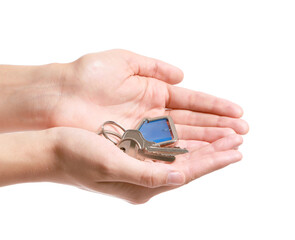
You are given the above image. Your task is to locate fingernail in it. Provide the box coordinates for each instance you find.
[167,172,185,185]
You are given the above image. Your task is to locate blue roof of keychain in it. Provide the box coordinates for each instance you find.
[137,116,178,145]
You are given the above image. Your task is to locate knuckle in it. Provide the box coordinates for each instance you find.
[140,169,156,188]
[151,60,159,78]
[206,154,224,171]
[207,156,216,169]
[140,164,160,188]
[216,116,225,128]
[224,128,236,135]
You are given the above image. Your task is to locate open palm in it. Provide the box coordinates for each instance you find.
[53,49,248,143]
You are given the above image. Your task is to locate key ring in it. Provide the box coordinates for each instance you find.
[98,121,126,145]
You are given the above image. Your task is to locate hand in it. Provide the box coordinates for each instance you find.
[0,49,248,140]
[53,127,243,204]
[51,49,248,141]
[0,126,242,204]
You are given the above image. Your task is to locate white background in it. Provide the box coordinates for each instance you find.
[0,0,294,239]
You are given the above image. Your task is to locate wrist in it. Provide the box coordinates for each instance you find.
[0,128,59,187]
[0,63,68,132]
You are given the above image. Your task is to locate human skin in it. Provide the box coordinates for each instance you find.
[0,49,248,135]
[0,49,248,203]
[0,127,243,204]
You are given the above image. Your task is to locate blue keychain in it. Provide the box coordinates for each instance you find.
[136,116,178,146]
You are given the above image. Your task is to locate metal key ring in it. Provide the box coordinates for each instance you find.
[98,121,126,145]
[102,130,123,139]
[101,130,122,145]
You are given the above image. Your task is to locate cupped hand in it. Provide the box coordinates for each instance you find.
[54,127,243,204]
[47,50,248,203]
[51,49,248,142]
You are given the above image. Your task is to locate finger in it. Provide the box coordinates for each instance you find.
[176,124,236,142]
[176,140,210,151]
[110,149,185,188]
[122,50,184,84]
[92,150,241,204]
[189,150,242,180]
[195,134,243,155]
[166,85,244,118]
[148,140,209,165]
[93,150,242,203]
[168,110,249,134]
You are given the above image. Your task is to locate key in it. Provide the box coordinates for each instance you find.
[117,129,155,152]
[117,129,150,161]
[117,129,188,162]
[117,137,140,159]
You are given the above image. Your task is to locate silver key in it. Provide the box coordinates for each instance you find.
[117,129,188,162]
[117,138,140,159]
[117,129,154,160]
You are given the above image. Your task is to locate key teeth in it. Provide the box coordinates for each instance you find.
[139,147,189,162]
[140,152,176,162]
[146,146,189,155]
[147,150,188,156]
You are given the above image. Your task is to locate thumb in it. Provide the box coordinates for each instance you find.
[111,153,185,188]
[119,49,184,85]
